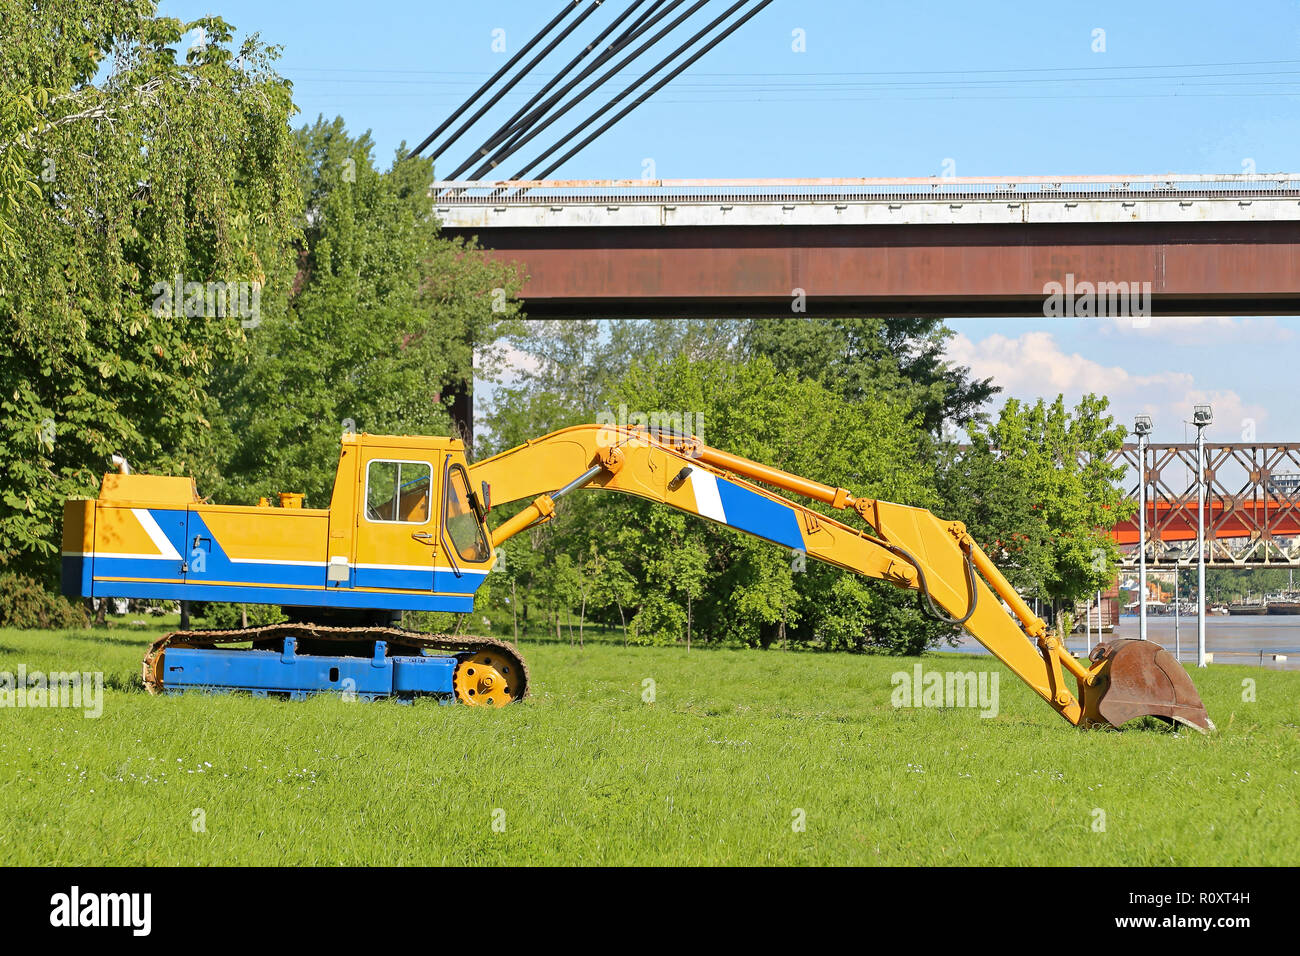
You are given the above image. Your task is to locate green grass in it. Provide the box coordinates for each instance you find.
[0,625,1297,865]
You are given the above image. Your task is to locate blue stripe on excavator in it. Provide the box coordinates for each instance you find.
[61,554,92,598]
[87,579,476,613]
[713,477,805,550]
[161,638,458,701]
[81,508,486,610]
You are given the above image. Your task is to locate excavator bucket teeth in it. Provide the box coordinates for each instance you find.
[1081,638,1214,733]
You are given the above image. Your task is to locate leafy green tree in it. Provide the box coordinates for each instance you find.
[0,4,301,583]
[588,547,638,645]
[535,552,584,643]
[940,394,1133,618]
[489,529,549,638]
[481,319,745,456]
[1202,568,1296,603]
[209,118,523,506]
[742,318,998,433]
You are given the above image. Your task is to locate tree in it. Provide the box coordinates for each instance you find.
[1202,568,1295,603]
[939,394,1133,618]
[588,549,638,646]
[0,5,301,584]
[741,318,998,433]
[209,118,523,506]
[535,552,583,643]
[480,319,746,457]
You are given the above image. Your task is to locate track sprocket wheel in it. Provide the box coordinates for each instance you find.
[453,650,522,707]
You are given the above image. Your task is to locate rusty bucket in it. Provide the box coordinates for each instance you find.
[1081,639,1215,732]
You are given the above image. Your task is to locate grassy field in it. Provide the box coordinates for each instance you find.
[0,624,1297,865]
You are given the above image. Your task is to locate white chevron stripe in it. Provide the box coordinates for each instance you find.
[131,509,181,560]
[690,470,727,524]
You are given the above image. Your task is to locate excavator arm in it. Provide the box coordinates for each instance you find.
[470,424,1213,731]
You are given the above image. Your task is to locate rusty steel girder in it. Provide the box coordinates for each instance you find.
[442,221,1300,318]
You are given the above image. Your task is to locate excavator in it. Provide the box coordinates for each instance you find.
[61,424,1212,730]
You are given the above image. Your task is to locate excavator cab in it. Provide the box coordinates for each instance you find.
[345,441,494,604]
[62,434,521,706]
[61,433,496,615]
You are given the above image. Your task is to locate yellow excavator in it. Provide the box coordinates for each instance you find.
[62,424,1212,730]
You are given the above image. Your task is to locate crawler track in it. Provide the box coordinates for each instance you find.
[142,624,529,703]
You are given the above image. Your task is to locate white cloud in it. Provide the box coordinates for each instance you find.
[473,341,541,387]
[497,341,542,381]
[946,330,1268,439]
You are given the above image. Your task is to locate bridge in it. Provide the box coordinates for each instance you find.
[1108,442,1300,568]
[434,173,1300,318]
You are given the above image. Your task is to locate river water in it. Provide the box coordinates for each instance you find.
[942,614,1300,671]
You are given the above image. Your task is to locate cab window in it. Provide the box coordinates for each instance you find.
[366,460,431,523]
[444,465,490,562]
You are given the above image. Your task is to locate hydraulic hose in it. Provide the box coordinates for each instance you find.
[879,540,980,628]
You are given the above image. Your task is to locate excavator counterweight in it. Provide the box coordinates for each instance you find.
[61,425,1212,730]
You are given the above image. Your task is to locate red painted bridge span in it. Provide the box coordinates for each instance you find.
[1111,499,1300,545]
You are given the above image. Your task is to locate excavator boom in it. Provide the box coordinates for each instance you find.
[471,424,1213,731]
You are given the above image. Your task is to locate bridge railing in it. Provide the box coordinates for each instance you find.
[431,173,1300,205]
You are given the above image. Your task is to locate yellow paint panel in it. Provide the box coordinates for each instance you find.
[99,473,198,504]
[200,507,330,565]
[476,438,595,506]
[62,500,94,554]
[93,505,169,557]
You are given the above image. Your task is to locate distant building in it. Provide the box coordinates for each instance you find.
[1271,472,1300,497]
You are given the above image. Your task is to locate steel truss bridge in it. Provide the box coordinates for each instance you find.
[1108,442,1300,569]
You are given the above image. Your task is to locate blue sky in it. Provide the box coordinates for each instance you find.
[160,0,1300,441]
